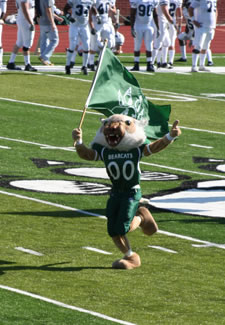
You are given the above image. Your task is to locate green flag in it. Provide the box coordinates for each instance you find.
[86,46,171,139]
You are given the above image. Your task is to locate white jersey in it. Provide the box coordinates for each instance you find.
[0,0,7,16]
[16,0,35,22]
[94,0,115,24]
[169,0,182,23]
[157,0,169,23]
[190,0,217,29]
[130,0,159,26]
[68,0,96,25]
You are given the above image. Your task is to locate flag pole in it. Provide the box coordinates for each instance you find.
[73,40,108,147]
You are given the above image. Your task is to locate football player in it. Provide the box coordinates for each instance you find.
[151,0,174,68]
[7,0,37,71]
[0,0,7,68]
[64,0,96,75]
[189,0,217,72]
[130,0,159,72]
[176,0,194,62]
[167,0,182,68]
[88,0,116,71]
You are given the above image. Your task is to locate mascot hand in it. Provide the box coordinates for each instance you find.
[72,128,82,142]
[170,120,181,138]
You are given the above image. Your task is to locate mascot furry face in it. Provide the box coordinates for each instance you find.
[92,114,148,151]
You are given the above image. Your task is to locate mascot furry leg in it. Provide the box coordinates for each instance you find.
[111,207,158,270]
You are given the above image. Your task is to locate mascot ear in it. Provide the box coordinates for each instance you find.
[100,118,108,125]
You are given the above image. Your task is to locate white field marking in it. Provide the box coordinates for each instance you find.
[209,159,225,162]
[47,160,65,165]
[1,189,224,250]
[0,136,75,152]
[140,161,225,180]
[0,285,136,325]
[0,145,11,149]
[189,144,213,149]
[0,190,106,219]
[201,93,225,98]
[148,245,177,254]
[1,95,225,135]
[1,135,225,180]
[0,97,102,116]
[142,87,225,103]
[192,244,217,248]
[40,146,75,151]
[157,230,225,250]
[174,72,192,76]
[175,125,225,136]
[15,247,44,256]
[83,246,112,255]
[146,94,196,102]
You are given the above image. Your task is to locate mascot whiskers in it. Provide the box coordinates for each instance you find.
[72,114,181,269]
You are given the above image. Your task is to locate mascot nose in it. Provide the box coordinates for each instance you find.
[109,122,120,129]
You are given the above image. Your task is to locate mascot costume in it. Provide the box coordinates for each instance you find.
[72,114,181,269]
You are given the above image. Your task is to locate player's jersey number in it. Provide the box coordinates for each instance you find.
[75,4,90,16]
[107,160,135,181]
[169,3,177,17]
[207,0,217,12]
[97,2,110,14]
[138,4,153,17]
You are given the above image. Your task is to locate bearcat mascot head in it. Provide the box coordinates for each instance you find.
[92,114,148,151]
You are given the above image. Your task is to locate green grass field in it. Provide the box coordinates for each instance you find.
[0,53,225,325]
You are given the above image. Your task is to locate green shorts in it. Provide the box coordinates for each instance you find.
[106,188,142,237]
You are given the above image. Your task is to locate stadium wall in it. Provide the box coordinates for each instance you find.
[6,0,225,25]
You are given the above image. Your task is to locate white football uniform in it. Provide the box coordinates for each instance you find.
[191,0,217,50]
[191,0,217,28]
[0,0,7,48]
[0,0,7,67]
[154,0,170,49]
[130,0,159,51]
[16,0,35,48]
[90,0,116,51]
[168,0,182,47]
[67,0,95,51]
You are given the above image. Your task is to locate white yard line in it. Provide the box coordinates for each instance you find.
[0,136,75,152]
[0,285,136,325]
[0,97,102,115]
[158,230,225,249]
[0,145,11,149]
[0,189,224,250]
[189,144,213,149]
[83,246,112,255]
[1,96,225,135]
[148,245,177,254]
[140,161,225,179]
[15,247,44,256]
[0,189,106,218]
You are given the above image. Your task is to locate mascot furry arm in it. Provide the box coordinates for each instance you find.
[72,115,181,159]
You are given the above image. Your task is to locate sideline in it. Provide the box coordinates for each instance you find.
[0,189,224,249]
[0,285,136,325]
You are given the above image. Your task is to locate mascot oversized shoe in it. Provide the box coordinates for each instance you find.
[112,253,141,270]
[137,207,158,236]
